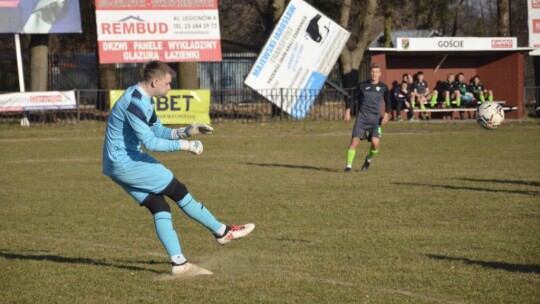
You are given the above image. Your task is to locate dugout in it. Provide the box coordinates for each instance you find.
[369,37,533,119]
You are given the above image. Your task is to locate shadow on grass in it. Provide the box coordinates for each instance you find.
[393,182,540,197]
[0,249,163,274]
[275,237,311,243]
[452,178,540,187]
[245,162,340,172]
[426,254,540,275]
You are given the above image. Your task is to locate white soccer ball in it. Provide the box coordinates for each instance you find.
[477,102,504,130]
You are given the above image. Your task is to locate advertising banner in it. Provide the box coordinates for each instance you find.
[396,37,517,51]
[528,0,540,50]
[109,90,210,125]
[95,0,221,63]
[244,0,350,119]
[0,91,77,112]
[0,0,81,33]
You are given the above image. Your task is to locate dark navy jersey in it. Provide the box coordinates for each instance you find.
[469,83,485,95]
[412,80,428,95]
[348,80,391,125]
[441,80,456,92]
[454,81,468,95]
[394,86,410,101]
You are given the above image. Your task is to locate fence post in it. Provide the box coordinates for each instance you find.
[76,89,80,123]
[280,88,284,121]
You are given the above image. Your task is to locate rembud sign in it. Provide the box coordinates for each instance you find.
[95,0,221,63]
[101,22,168,35]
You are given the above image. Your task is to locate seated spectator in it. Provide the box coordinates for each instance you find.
[411,71,437,119]
[454,73,475,119]
[433,73,458,108]
[402,73,413,88]
[469,76,493,103]
[393,81,413,121]
[453,73,470,108]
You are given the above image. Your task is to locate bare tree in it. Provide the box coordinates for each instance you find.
[497,0,510,36]
[338,0,378,89]
[382,0,393,48]
[29,35,48,91]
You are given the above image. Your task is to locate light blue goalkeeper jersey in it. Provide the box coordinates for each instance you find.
[102,84,180,176]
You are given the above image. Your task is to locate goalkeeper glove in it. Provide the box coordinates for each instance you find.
[180,140,203,155]
[173,123,213,139]
[186,123,213,136]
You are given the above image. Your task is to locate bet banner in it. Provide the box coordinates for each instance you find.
[95,0,221,63]
[244,0,350,119]
[109,90,210,125]
[0,90,77,112]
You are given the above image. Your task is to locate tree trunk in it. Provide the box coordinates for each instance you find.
[178,62,199,89]
[272,0,286,23]
[339,0,378,81]
[29,35,48,91]
[383,0,392,48]
[451,0,465,36]
[98,64,117,110]
[497,0,510,36]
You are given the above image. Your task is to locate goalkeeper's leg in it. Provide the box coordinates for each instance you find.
[142,194,185,264]
[161,178,254,244]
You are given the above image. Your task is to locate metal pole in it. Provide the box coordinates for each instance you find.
[15,34,30,126]
[76,90,80,123]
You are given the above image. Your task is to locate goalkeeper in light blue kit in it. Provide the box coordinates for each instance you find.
[102,61,254,276]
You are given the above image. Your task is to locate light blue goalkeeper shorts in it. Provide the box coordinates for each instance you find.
[108,156,174,204]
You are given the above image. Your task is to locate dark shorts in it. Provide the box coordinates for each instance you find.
[352,120,381,142]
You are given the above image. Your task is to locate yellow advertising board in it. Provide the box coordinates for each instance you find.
[109,90,211,125]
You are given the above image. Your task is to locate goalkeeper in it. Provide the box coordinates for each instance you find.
[344,63,391,172]
[102,60,254,276]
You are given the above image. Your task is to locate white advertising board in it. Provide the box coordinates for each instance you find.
[528,0,540,51]
[0,91,77,112]
[95,0,221,63]
[396,37,517,51]
[244,0,350,119]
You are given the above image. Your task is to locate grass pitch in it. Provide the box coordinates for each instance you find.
[0,120,539,304]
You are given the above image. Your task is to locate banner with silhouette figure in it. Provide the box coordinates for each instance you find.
[244,0,350,119]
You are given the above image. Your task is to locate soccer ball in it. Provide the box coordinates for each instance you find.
[477,102,504,130]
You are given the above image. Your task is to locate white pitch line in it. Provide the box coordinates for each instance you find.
[4,158,100,164]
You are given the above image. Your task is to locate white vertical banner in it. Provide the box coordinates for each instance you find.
[528,0,540,50]
[244,0,350,119]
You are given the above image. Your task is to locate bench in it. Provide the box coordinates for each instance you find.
[410,106,517,113]
[409,101,517,113]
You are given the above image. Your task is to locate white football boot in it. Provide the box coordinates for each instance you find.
[215,224,255,245]
[171,262,213,276]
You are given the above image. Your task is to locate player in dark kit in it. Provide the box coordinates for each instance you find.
[469,75,493,103]
[344,63,391,172]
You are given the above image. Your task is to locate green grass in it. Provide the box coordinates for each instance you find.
[0,120,539,304]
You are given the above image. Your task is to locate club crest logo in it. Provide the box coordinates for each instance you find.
[376,87,380,92]
[401,38,409,49]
